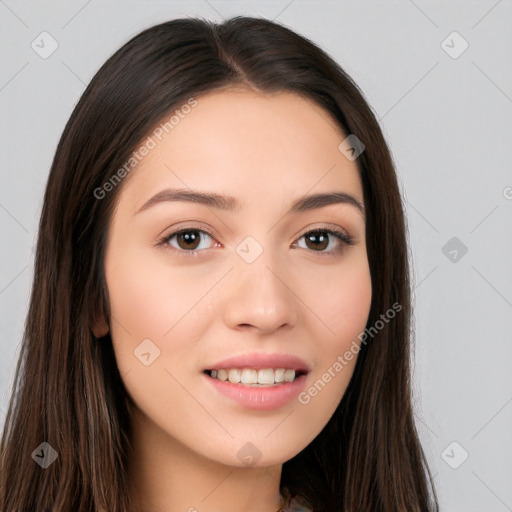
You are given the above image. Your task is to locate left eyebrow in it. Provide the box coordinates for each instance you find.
[135,188,365,218]
[289,191,365,218]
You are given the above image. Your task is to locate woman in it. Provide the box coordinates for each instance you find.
[0,15,439,512]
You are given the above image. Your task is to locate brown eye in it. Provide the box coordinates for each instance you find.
[175,230,202,250]
[162,228,216,255]
[295,228,353,255]
[303,231,329,251]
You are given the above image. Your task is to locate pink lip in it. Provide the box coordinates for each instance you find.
[202,372,308,411]
[204,352,312,372]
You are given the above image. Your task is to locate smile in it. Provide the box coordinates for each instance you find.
[203,369,309,410]
[204,367,306,386]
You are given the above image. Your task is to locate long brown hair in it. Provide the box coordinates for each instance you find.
[0,16,439,511]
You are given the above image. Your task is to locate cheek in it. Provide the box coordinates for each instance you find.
[104,246,214,379]
[105,247,207,339]
[104,244,229,395]
[302,255,372,346]
[103,248,216,430]
[296,256,371,409]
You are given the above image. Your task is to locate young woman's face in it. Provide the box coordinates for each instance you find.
[98,88,372,468]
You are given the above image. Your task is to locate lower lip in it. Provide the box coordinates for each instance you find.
[203,372,308,411]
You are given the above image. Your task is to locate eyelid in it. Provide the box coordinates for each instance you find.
[295,222,353,243]
[156,221,220,241]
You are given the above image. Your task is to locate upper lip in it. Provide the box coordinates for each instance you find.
[205,352,312,373]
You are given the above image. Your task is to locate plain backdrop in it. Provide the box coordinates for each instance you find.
[1,1,511,511]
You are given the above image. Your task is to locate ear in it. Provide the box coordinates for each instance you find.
[91,289,110,338]
[92,315,109,338]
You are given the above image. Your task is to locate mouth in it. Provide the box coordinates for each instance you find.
[202,352,312,409]
[203,368,309,386]
[202,366,309,410]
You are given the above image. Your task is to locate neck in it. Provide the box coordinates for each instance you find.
[126,407,284,512]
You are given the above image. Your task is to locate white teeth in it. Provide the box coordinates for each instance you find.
[284,369,296,382]
[274,368,285,383]
[241,369,258,384]
[228,369,241,383]
[208,368,298,385]
[257,368,274,384]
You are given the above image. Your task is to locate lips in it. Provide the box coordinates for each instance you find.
[203,352,312,373]
[203,370,309,410]
[202,352,312,410]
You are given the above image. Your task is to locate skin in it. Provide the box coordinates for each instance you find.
[93,87,372,512]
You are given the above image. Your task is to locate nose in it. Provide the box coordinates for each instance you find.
[222,251,299,334]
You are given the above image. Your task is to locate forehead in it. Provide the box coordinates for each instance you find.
[118,88,363,213]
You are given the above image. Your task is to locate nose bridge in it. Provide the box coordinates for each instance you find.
[222,236,298,331]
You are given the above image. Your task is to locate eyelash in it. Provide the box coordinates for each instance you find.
[157,225,354,259]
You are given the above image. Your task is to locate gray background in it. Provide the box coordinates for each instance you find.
[1,1,511,510]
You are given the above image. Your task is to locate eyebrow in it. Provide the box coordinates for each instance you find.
[135,188,365,218]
